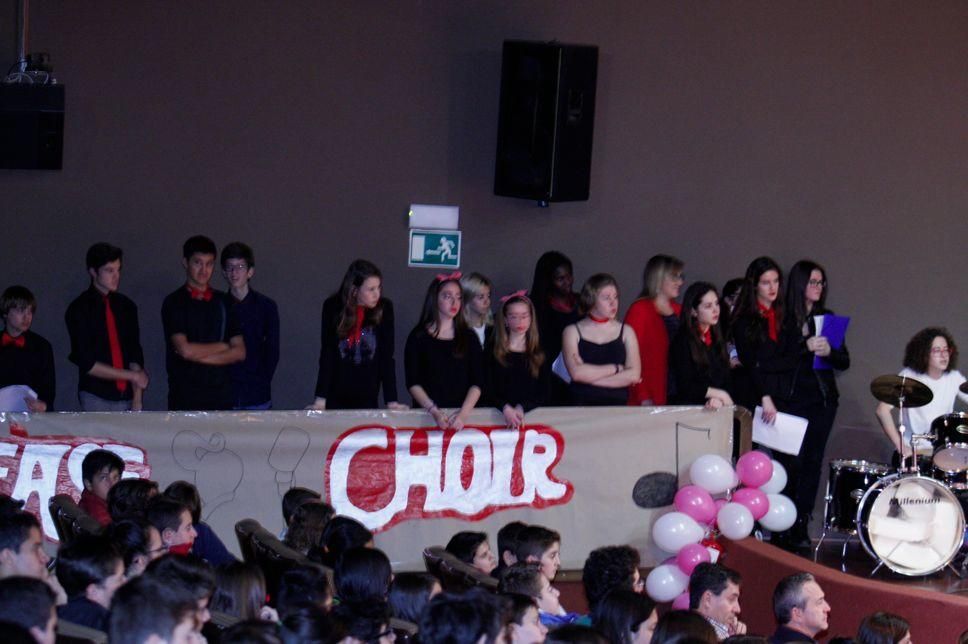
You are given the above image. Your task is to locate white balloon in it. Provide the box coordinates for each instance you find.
[759,494,797,532]
[717,502,754,540]
[689,454,738,494]
[645,563,690,602]
[652,511,705,554]
[759,459,788,495]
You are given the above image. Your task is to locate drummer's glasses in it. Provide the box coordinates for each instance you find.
[930,347,951,355]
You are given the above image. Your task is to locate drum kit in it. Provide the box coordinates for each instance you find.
[815,375,968,577]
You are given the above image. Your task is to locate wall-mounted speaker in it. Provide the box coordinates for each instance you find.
[494,40,598,203]
[0,84,65,170]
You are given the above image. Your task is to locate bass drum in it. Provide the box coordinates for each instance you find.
[856,474,965,576]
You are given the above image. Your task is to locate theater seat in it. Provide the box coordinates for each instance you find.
[56,618,108,644]
[48,495,104,546]
[422,545,498,593]
[390,617,419,643]
[237,517,332,605]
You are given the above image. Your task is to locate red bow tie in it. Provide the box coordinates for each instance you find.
[1,332,25,348]
[187,286,213,302]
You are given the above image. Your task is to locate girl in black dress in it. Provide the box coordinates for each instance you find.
[530,251,581,404]
[669,282,734,408]
[485,291,550,429]
[311,259,404,410]
[405,273,483,430]
[460,272,494,349]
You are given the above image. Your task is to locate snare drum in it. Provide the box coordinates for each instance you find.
[824,459,891,533]
[932,413,968,474]
[857,473,966,576]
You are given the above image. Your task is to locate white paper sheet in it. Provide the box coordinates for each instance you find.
[551,352,572,383]
[752,406,808,455]
[0,385,38,412]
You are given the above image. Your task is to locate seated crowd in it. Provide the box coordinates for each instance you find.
[0,450,922,644]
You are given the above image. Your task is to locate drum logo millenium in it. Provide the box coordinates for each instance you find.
[888,496,941,507]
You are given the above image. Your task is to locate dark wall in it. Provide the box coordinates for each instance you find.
[2,3,965,451]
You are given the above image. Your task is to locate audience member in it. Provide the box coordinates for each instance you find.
[281,486,323,533]
[315,515,373,567]
[592,589,656,644]
[335,546,392,607]
[496,520,528,575]
[77,448,124,526]
[144,554,216,631]
[212,561,278,622]
[0,510,50,580]
[64,242,147,411]
[582,544,643,615]
[500,562,586,628]
[0,576,57,644]
[689,562,747,640]
[856,611,911,644]
[331,601,396,644]
[514,525,562,582]
[145,497,197,556]
[285,501,335,556]
[505,592,549,644]
[388,571,441,624]
[652,609,718,643]
[105,518,165,578]
[281,604,345,644]
[54,535,125,631]
[769,573,830,643]
[545,624,609,644]
[0,285,55,411]
[109,574,198,644]
[108,478,159,522]
[164,480,236,565]
[276,564,333,617]
[445,530,498,575]
[419,589,511,644]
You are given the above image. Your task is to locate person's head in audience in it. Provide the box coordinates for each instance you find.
[689,563,743,633]
[582,545,642,614]
[281,604,346,644]
[335,546,392,606]
[722,637,768,644]
[146,497,197,555]
[772,572,830,640]
[505,593,547,644]
[182,235,218,291]
[0,621,37,644]
[420,589,511,644]
[55,535,125,609]
[446,531,498,575]
[499,562,562,617]
[388,571,441,624]
[651,609,717,644]
[0,493,25,516]
[220,620,283,644]
[514,525,561,582]
[145,554,216,629]
[108,478,160,521]
[320,515,373,566]
[497,521,528,571]
[0,511,49,580]
[277,564,333,618]
[332,602,395,644]
[109,575,198,644]
[163,480,204,525]
[545,625,608,644]
[0,577,57,644]
[592,589,657,644]
[856,611,911,644]
[286,501,336,555]
[107,518,166,578]
[1,286,37,338]
[212,561,268,621]
[282,487,323,527]
[81,449,125,503]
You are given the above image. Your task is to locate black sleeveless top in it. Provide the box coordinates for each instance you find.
[569,323,629,406]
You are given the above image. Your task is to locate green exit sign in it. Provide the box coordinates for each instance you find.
[409,229,461,268]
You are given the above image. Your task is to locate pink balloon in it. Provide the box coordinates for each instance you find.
[676,542,711,576]
[732,487,770,521]
[735,451,773,488]
[674,485,717,525]
[671,591,690,610]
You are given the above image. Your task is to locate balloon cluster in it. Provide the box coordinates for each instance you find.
[645,451,796,603]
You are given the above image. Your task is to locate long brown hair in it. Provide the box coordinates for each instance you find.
[679,282,728,370]
[336,259,384,338]
[494,295,544,377]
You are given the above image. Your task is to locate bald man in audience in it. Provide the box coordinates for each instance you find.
[769,572,831,643]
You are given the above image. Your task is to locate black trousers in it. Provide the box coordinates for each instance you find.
[773,398,839,521]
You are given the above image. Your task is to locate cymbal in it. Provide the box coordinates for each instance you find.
[870,375,933,407]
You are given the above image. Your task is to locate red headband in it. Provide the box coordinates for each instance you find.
[500,289,530,304]
[436,271,462,282]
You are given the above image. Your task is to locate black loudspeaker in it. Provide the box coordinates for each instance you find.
[0,84,65,170]
[494,40,598,203]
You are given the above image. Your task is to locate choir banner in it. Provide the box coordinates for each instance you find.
[0,407,732,570]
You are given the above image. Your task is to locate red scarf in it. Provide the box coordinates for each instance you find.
[186,285,213,301]
[347,306,365,348]
[168,541,194,557]
[1,332,25,348]
[701,328,713,347]
[757,304,777,342]
[548,294,576,314]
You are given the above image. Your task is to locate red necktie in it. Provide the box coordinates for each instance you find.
[104,295,128,393]
[1,332,25,348]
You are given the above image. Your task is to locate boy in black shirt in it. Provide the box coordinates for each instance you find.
[65,243,148,411]
[0,286,54,412]
[161,236,245,410]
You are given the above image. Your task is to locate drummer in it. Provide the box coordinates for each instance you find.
[875,327,968,468]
